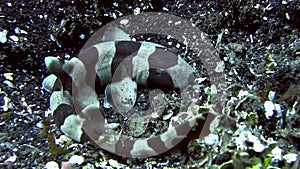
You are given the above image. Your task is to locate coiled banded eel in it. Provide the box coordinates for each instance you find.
[42,26,207,157]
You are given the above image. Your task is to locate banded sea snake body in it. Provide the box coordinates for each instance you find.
[42,26,207,157]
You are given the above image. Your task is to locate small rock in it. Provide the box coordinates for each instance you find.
[36,120,44,128]
[5,155,17,163]
[3,80,15,88]
[271,146,282,160]
[268,91,276,101]
[120,19,129,25]
[61,162,72,169]
[6,2,12,7]
[228,42,244,53]
[79,34,85,39]
[283,153,298,164]
[195,77,207,83]
[0,30,8,43]
[9,35,19,42]
[264,101,275,119]
[14,27,20,34]
[215,61,225,73]
[45,161,59,169]
[106,122,120,129]
[163,111,173,120]
[68,155,84,165]
[4,73,13,81]
[204,134,219,146]
[133,7,141,15]
[108,159,126,169]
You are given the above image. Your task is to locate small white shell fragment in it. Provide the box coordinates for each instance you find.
[204,134,219,146]
[14,27,20,34]
[210,85,218,95]
[245,133,265,152]
[175,21,181,25]
[0,30,8,43]
[36,120,44,128]
[254,4,260,9]
[237,90,249,98]
[268,91,276,101]
[20,29,28,34]
[108,159,121,168]
[106,122,120,129]
[195,77,207,83]
[5,155,17,163]
[281,0,288,5]
[120,19,129,25]
[215,61,225,73]
[271,146,282,160]
[50,34,56,41]
[79,34,85,39]
[4,72,13,81]
[285,13,290,20]
[264,101,275,119]
[68,155,84,165]
[10,35,19,42]
[45,161,59,169]
[133,7,140,15]
[151,112,159,118]
[1,95,12,112]
[163,7,169,11]
[283,153,298,164]
[163,111,174,120]
[113,2,118,7]
[3,80,15,88]
[56,135,72,145]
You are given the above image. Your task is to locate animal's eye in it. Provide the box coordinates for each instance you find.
[42,12,223,158]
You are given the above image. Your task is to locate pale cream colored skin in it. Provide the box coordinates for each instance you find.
[42,27,205,158]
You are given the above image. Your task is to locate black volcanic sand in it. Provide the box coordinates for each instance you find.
[0,0,299,168]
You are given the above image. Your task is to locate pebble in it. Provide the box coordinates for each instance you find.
[234,129,265,152]
[283,153,298,164]
[264,101,275,119]
[120,19,129,25]
[4,73,13,81]
[36,120,44,128]
[271,146,282,160]
[45,161,59,169]
[14,27,20,34]
[3,80,15,88]
[9,35,19,42]
[0,30,8,43]
[108,159,126,169]
[195,77,207,83]
[1,94,12,111]
[163,111,173,120]
[5,155,17,163]
[215,61,225,73]
[13,27,27,34]
[68,155,84,165]
[268,91,276,101]
[133,7,141,15]
[204,134,219,146]
[79,34,85,39]
[61,162,72,169]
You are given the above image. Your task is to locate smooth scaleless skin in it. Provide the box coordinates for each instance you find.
[42,26,206,157]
